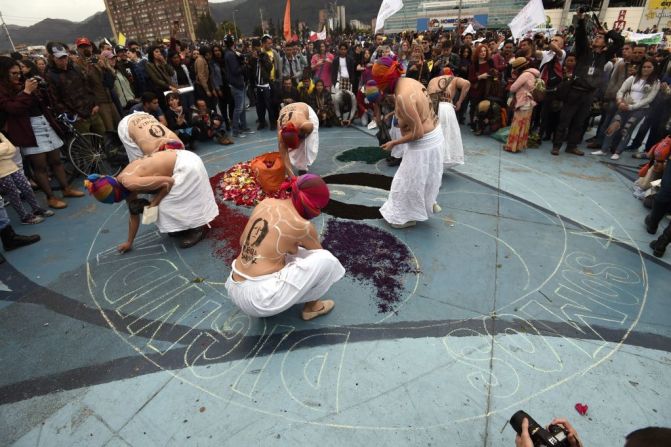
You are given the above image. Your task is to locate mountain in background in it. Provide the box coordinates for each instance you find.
[209,0,378,34]
[1,11,112,51]
[1,0,378,51]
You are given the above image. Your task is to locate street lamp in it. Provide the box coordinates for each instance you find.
[232,9,239,40]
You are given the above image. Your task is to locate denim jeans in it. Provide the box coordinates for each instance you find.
[230,85,248,132]
[602,109,647,154]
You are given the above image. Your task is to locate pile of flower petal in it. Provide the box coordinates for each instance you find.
[217,161,290,207]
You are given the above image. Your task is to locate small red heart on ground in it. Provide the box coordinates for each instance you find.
[575,403,588,415]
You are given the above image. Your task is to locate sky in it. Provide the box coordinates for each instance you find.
[2,0,234,27]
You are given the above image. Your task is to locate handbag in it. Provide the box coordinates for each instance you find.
[251,152,286,194]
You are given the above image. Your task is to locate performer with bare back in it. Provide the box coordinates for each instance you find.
[84,149,218,251]
[367,56,444,228]
[427,69,471,168]
[225,174,345,320]
[277,102,319,176]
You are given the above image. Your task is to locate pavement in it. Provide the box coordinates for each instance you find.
[1,113,669,447]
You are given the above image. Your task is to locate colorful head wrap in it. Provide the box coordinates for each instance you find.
[365,80,381,104]
[84,174,130,204]
[371,56,403,93]
[280,174,330,220]
[443,67,454,77]
[158,139,185,151]
[280,122,300,150]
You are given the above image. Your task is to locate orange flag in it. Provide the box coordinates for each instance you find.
[283,0,291,41]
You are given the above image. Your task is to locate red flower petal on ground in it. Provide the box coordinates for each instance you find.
[575,403,588,416]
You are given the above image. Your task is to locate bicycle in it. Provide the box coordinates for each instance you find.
[57,113,128,177]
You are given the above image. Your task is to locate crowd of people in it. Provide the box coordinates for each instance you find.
[0,13,671,261]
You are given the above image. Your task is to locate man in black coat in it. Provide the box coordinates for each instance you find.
[330,43,356,93]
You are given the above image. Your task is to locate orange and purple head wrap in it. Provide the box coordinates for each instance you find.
[280,174,330,220]
[280,122,300,150]
[84,174,130,204]
[157,139,185,151]
[371,56,403,93]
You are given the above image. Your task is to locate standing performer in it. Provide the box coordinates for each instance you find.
[277,102,319,176]
[85,149,218,251]
[427,69,471,168]
[225,174,345,319]
[367,56,444,228]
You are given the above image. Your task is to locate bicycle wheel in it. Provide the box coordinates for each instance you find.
[68,133,122,177]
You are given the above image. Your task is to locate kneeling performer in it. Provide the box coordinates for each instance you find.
[225,174,345,320]
[85,149,218,251]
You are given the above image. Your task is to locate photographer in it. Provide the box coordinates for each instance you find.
[0,56,84,210]
[515,415,671,447]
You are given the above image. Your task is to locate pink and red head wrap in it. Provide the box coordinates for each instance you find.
[280,122,300,150]
[443,67,454,76]
[280,174,330,220]
[84,174,130,204]
[157,139,185,151]
[371,56,403,93]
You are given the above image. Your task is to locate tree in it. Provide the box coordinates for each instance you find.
[196,13,217,40]
[215,21,241,40]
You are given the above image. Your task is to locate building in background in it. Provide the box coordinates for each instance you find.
[336,5,346,30]
[103,0,209,42]
[381,0,654,33]
[350,19,371,31]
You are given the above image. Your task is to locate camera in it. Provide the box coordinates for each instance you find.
[90,55,99,64]
[510,410,571,447]
[30,75,48,89]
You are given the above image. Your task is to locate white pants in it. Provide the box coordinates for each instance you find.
[225,248,345,318]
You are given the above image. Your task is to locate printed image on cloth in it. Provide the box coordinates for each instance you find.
[118,112,180,161]
[288,105,320,171]
[225,248,345,317]
[380,126,444,225]
[155,150,218,233]
[504,108,532,153]
[20,115,64,156]
[438,102,464,167]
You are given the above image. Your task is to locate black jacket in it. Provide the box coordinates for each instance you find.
[330,54,356,84]
[572,18,624,92]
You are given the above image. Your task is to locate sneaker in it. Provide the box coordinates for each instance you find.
[242,128,255,134]
[610,153,620,160]
[21,215,45,225]
[551,147,560,156]
[632,152,646,159]
[591,150,606,155]
[233,132,246,138]
[565,147,585,156]
[34,209,55,217]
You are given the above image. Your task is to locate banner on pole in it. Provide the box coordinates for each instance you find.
[508,0,546,39]
[375,0,404,33]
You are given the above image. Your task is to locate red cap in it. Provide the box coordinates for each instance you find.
[76,37,92,47]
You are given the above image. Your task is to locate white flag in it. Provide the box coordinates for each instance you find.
[508,0,546,39]
[375,0,404,33]
[462,24,475,36]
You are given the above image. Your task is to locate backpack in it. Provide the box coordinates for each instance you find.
[531,77,546,103]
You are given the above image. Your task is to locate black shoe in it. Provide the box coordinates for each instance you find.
[180,227,207,249]
[269,124,277,131]
[386,156,402,167]
[257,122,267,131]
[650,239,666,258]
[1,225,40,251]
[645,214,658,235]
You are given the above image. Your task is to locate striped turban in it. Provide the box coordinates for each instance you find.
[280,174,330,220]
[84,174,130,204]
